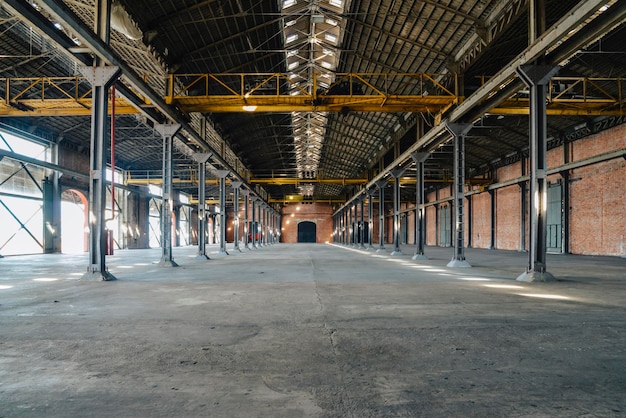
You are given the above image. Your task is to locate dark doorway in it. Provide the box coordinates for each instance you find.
[297,221,316,243]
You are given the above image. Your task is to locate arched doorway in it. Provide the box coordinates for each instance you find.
[297,221,316,243]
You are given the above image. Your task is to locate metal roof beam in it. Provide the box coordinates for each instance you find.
[334,0,618,215]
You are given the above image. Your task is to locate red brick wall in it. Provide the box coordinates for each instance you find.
[570,158,626,255]
[280,202,334,243]
[470,192,491,249]
[419,122,625,256]
[495,186,521,250]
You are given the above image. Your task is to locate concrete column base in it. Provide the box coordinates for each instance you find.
[390,250,403,256]
[158,259,179,267]
[516,270,556,282]
[447,259,471,268]
[376,247,386,253]
[412,253,428,260]
[215,251,229,257]
[195,254,210,260]
[81,271,117,281]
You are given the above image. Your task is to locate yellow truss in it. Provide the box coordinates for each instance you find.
[1,74,623,116]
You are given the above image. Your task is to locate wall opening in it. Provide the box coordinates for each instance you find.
[61,189,88,253]
[297,221,316,243]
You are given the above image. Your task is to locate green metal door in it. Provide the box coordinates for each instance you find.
[547,182,563,253]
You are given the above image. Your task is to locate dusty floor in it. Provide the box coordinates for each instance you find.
[1,243,625,417]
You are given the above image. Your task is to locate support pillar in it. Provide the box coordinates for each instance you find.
[516,64,559,282]
[80,65,121,280]
[446,123,472,268]
[411,152,429,260]
[193,153,211,259]
[390,168,406,256]
[251,196,258,249]
[231,181,242,252]
[359,195,366,249]
[242,189,250,250]
[258,203,265,247]
[352,203,358,247]
[343,209,348,245]
[375,179,388,252]
[216,170,229,256]
[348,204,354,246]
[156,123,182,267]
[367,188,376,250]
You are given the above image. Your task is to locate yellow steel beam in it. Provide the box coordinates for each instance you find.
[2,74,623,116]
[125,175,491,187]
[165,72,459,113]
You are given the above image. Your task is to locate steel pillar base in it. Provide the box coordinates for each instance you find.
[516,270,556,282]
[158,258,179,267]
[412,253,428,260]
[215,250,229,257]
[376,247,386,253]
[390,250,403,256]
[195,254,210,260]
[447,259,472,268]
[366,245,375,251]
[81,270,117,281]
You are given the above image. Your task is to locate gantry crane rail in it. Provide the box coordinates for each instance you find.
[0,74,623,116]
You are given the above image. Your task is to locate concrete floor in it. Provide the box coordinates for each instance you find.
[0,243,625,417]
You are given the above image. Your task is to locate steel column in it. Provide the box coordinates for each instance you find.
[156,123,181,267]
[390,168,406,256]
[80,65,121,280]
[359,195,366,249]
[516,64,559,282]
[242,189,250,250]
[375,179,388,252]
[231,181,242,252]
[367,188,376,250]
[250,196,258,249]
[216,169,230,255]
[193,153,211,259]
[343,208,348,245]
[352,203,357,246]
[446,123,472,267]
[411,152,429,260]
